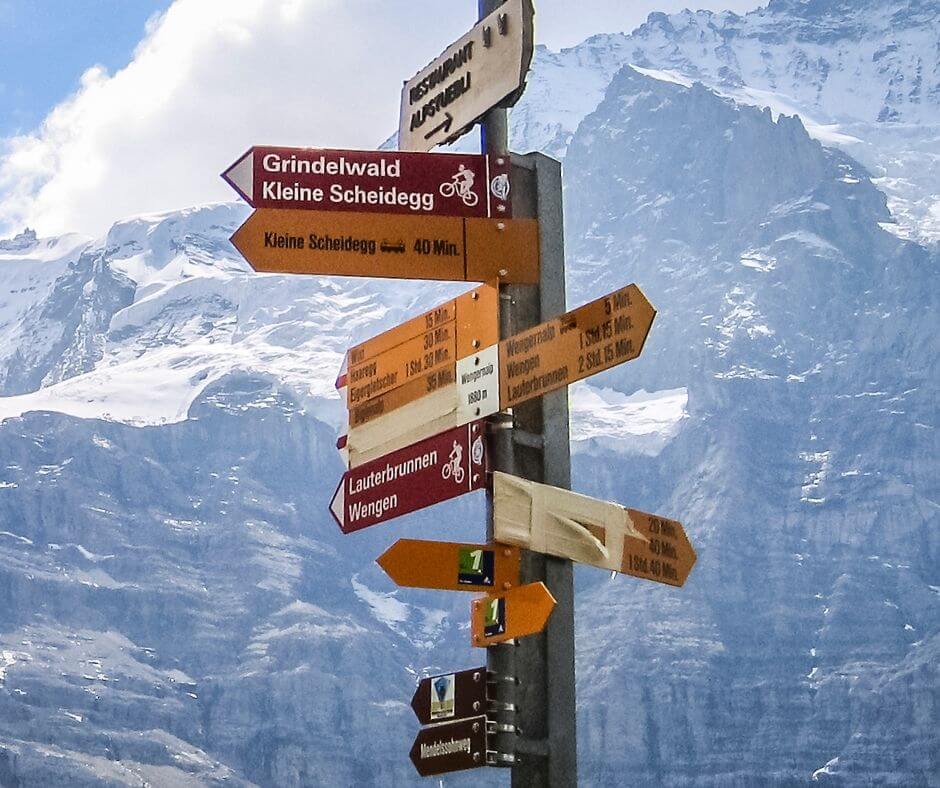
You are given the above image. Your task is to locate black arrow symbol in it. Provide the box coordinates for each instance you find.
[424,111,454,141]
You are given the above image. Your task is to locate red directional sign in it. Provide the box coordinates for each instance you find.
[329,420,487,534]
[222,146,511,218]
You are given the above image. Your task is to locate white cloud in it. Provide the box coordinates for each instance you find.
[0,0,760,238]
[0,0,480,237]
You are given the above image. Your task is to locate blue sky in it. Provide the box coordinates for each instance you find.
[0,1,172,135]
[0,0,760,237]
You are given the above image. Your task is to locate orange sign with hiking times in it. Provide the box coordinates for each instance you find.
[341,282,498,408]
[230,209,539,284]
[498,283,656,408]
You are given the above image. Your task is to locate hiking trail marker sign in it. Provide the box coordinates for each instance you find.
[492,471,696,587]
[329,421,486,534]
[377,539,520,593]
[411,666,488,726]
[499,282,656,409]
[471,581,556,647]
[339,282,498,410]
[230,209,539,283]
[399,0,534,152]
[338,282,655,467]
[222,147,512,218]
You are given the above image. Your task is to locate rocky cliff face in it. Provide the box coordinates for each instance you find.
[562,64,938,788]
[0,4,937,787]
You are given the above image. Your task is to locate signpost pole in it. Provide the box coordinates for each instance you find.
[479,0,518,772]
[480,2,577,784]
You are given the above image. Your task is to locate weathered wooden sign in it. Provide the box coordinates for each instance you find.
[411,667,488,726]
[399,0,534,152]
[499,283,656,408]
[377,539,520,593]
[329,421,486,533]
[492,472,696,587]
[230,209,538,283]
[340,283,498,408]
[409,715,488,777]
[222,146,511,218]
[471,581,556,647]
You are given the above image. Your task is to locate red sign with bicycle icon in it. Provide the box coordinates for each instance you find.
[329,420,488,534]
[222,146,511,219]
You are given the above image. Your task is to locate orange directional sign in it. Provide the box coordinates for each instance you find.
[498,283,656,409]
[342,283,498,408]
[492,472,696,587]
[378,539,520,593]
[230,209,539,284]
[471,581,556,647]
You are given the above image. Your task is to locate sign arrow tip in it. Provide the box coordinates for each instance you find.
[221,149,255,206]
[329,479,345,531]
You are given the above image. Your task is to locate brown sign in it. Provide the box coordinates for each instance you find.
[498,283,655,408]
[222,146,511,218]
[471,581,556,647]
[399,0,534,152]
[410,715,487,777]
[410,667,488,726]
[230,209,539,283]
[377,539,520,593]
[342,283,498,407]
[492,472,696,587]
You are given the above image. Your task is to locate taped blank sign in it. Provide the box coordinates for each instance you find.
[492,472,696,587]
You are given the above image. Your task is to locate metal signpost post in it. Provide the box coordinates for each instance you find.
[477,1,576,784]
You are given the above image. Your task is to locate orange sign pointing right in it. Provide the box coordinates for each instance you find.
[471,581,556,647]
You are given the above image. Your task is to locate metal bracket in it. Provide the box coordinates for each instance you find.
[487,701,518,713]
[486,412,514,431]
[487,721,517,735]
[486,751,516,767]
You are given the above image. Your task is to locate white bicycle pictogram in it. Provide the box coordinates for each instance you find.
[441,440,465,484]
[440,165,479,207]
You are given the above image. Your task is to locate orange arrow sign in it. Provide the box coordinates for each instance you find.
[230,209,539,284]
[498,283,655,409]
[471,581,555,647]
[377,539,520,593]
[492,471,696,587]
[342,283,498,408]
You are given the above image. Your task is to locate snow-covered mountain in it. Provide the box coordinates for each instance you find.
[513,0,940,242]
[0,1,937,785]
